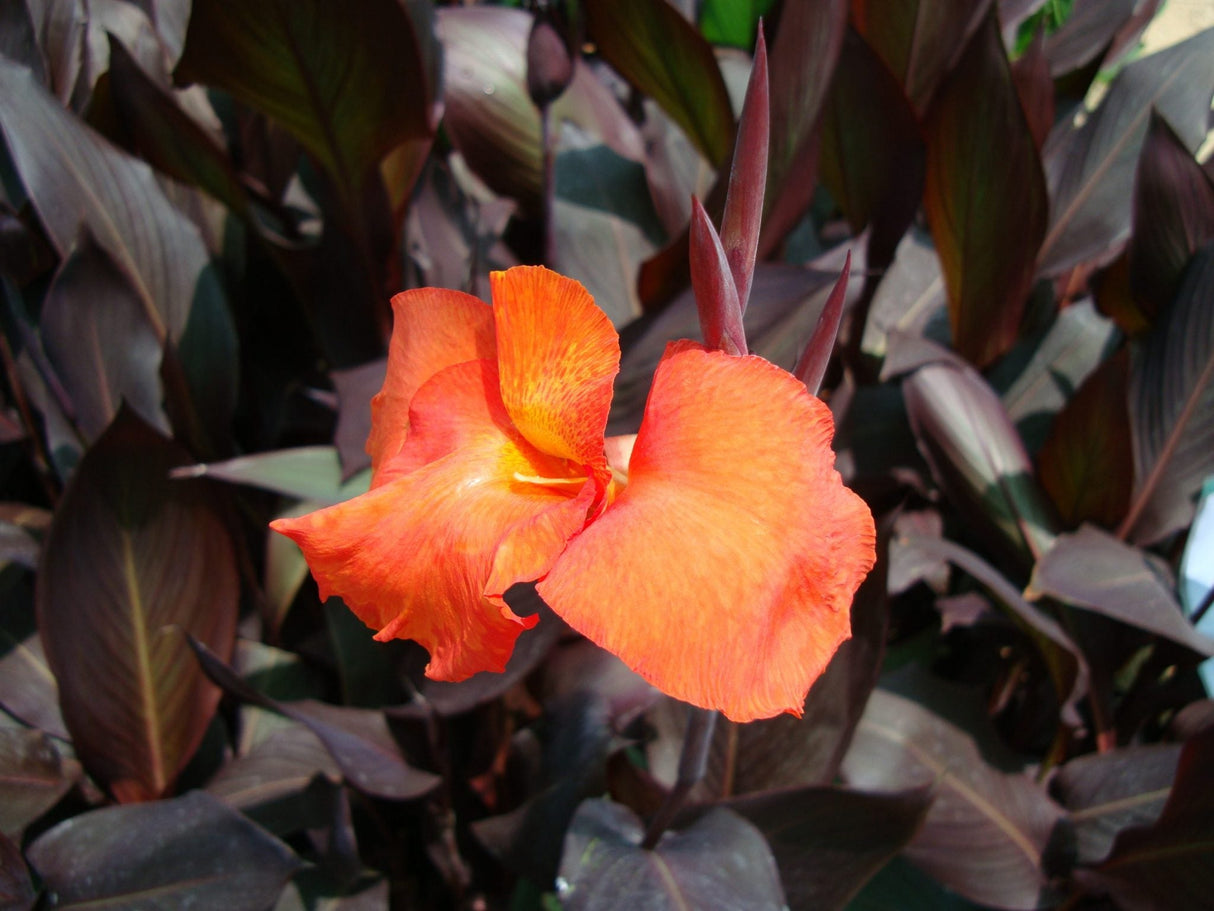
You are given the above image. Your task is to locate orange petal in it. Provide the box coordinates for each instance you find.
[490,266,618,500]
[275,359,595,680]
[367,287,495,487]
[538,341,876,722]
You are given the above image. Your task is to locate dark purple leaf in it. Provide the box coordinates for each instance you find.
[1077,726,1214,910]
[1011,29,1054,150]
[903,360,1057,562]
[0,832,36,911]
[27,790,300,910]
[527,14,574,109]
[1121,242,1214,543]
[1038,28,1214,276]
[36,408,238,802]
[889,510,950,595]
[1128,111,1214,320]
[922,11,1048,368]
[726,785,933,911]
[843,690,1067,910]
[584,0,734,166]
[39,231,167,441]
[852,0,992,113]
[176,0,436,201]
[1037,349,1134,529]
[206,722,340,819]
[690,197,746,355]
[1050,743,1181,864]
[861,231,947,361]
[1040,0,1137,77]
[332,360,386,480]
[0,633,68,740]
[0,728,81,839]
[557,799,785,911]
[794,252,850,394]
[1027,525,1214,656]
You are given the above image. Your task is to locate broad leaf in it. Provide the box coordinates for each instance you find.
[699,0,777,49]
[0,633,67,740]
[921,11,1048,367]
[727,785,933,911]
[174,447,371,504]
[1027,525,1214,656]
[0,832,35,911]
[1039,0,1137,77]
[558,799,785,911]
[332,360,387,480]
[0,728,81,839]
[1050,743,1180,864]
[36,408,238,802]
[1121,242,1214,543]
[843,690,1067,910]
[1038,28,1214,276]
[584,0,734,166]
[1128,112,1214,320]
[176,0,435,201]
[27,790,300,910]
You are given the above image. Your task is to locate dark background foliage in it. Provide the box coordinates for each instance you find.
[1,0,1213,908]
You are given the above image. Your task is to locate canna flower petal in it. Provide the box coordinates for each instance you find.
[273,358,597,680]
[490,267,619,507]
[367,288,495,487]
[537,341,876,722]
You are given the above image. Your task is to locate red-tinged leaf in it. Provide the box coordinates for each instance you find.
[0,728,81,839]
[1076,726,1214,910]
[842,690,1067,910]
[35,408,238,802]
[176,0,436,201]
[720,27,768,313]
[0,56,218,342]
[174,447,370,505]
[584,0,734,166]
[818,27,925,270]
[1093,251,1154,336]
[557,799,785,911]
[922,12,1048,368]
[27,790,300,910]
[1038,349,1134,529]
[1120,242,1214,543]
[1011,29,1053,151]
[1050,743,1181,865]
[101,36,250,217]
[0,832,35,911]
[758,0,847,255]
[726,785,933,911]
[1038,28,1214,276]
[794,252,850,394]
[851,0,992,113]
[903,360,1057,563]
[689,197,746,356]
[1128,111,1214,320]
[1028,525,1214,657]
[39,230,167,441]
[189,637,440,801]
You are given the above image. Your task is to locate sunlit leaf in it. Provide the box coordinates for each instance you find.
[36,408,238,802]
[1038,28,1214,276]
[558,799,785,910]
[27,790,300,910]
[173,447,371,505]
[699,0,776,49]
[0,728,81,839]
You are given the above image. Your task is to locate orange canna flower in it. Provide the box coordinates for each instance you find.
[272,266,875,722]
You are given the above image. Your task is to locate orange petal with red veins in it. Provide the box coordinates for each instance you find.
[367,287,495,487]
[275,359,593,680]
[538,341,876,722]
[490,267,618,498]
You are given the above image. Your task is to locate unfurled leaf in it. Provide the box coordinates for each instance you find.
[922,12,1048,368]
[1050,743,1180,864]
[176,0,435,199]
[173,447,370,505]
[1038,28,1214,276]
[1028,525,1214,656]
[1077,726,1214,910]
[36,408,238,802]
[40,231,167,441]
[0,832,36,911]
[27,790,300,910]
[1038,349,1134,529]
[0,633,67,740]
[1039,0,1137,77]
[584,0,734,166]
[1121,242,1214,543]
[842,690,1067,910]
[903,360,1057,563]
[727,785,932,911]
[1128,112,1214,322]
[0,56,219,342]
[849,855,986,911]
[0,728,81,839]
[332,360,387,480]
[557,799,785,911]
[1011,30,1053,152]
[860,230,947,359]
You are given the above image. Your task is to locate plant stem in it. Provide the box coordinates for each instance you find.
[641,706,717,849]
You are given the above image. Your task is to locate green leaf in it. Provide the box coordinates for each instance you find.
[35,408,239,802]
[173,447,371,504]
[698,0,776,49]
